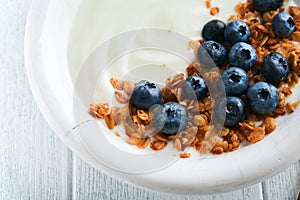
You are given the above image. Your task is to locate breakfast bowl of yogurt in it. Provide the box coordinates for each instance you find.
[25,0,300,194]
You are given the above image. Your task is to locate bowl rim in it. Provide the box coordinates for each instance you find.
[24,0,300,195]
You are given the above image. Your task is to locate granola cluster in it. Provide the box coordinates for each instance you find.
[227,2,300,119]
[205,0,220,16]
[90,1,300,156]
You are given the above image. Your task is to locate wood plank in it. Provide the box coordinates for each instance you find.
[262,161,300,200]
[0,0,72,199]
[75,157,263,200]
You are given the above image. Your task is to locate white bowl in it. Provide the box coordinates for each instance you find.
[25,0,300,195]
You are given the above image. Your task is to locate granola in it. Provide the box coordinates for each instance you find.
[205,0,220,16]
[90,1,300,157]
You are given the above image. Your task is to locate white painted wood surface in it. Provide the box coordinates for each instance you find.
[0,0,299,199]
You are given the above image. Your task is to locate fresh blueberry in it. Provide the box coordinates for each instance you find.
[215,96,246,127]
[184,76,208,100]
[229,42,257,71]
[131,80,163,110]
[246,82,279,114]
[224,20,251,45]
[202,19,226,43]
[221,67,249,96]
[155,102,188,135]
[272,12,295,38]
[199,41,227,64]
[252,0,283,12]
[262,52,289,85]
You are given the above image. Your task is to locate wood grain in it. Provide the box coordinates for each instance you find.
[262,161,300,200]
[75,156,263,200]
[0,0,72,199]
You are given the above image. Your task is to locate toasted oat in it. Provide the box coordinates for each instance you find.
[234,1,252,18]
[199,141,213,154]
[105,111,115,130]
[181,137,189,145]
[278,91,286,108]
[230,134,240,149]
[120,80,134,95]
[210,7,220,16]
[220,128,230,137]
[247,127,265,143]
[211,146,224,154]
[128,135,151,149]
[262,12,274,22]
[137,110,151,123]
[188,40,200,52]
[204,98,215,110]
[137,125,146,137]
[289,6,300,20]
[205,0,211,8]
[186,63,200,77]
[286,101,300,114]
[180,153,191,158]
[235,128,247,141]
[213,140,228,152]
[228,14,239,21]
[239,121,255,132]
[281,87,293,96]
[199,125,211,133]
[138,137,152,149]
[111,107,125,125]
[193,115,208,127]
[110,77,119,89]
[154,133,168,142]
[150,140,167,151]
[184,126,198,135]
[90,103,109,119]
[203,71,220,82]
[131,115,140,124]
[174,138,182,151]
[124,122,136,135]
[262,117,276,134]
[167,135,176,141]
[166,73,185,89]
[273,108,286,116]
[174,87,184,102]
[260,36,269,47]
[161,87,178,102]
[291,72,299,84]
[115,91,129,104]
[289,51,299,69]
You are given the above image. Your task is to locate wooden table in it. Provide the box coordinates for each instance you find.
[0,0,299,199]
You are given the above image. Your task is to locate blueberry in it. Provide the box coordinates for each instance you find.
[229,42,257,71]
[202,19,226,43]
[184,76,208,100]
[199,41,227,64]
[246,82,279,114]
[262,52,289,85]
[155,102,188,135]
[215,96,246,127]
[221,67,249,96]
[272,12,295,38]
[131,80,163,110]
[252,0,283,12]
[224,20,251,45]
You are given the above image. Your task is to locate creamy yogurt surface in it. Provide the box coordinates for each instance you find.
[68,0,300,158]
[68,0,299,83]
[67,0,245,82]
